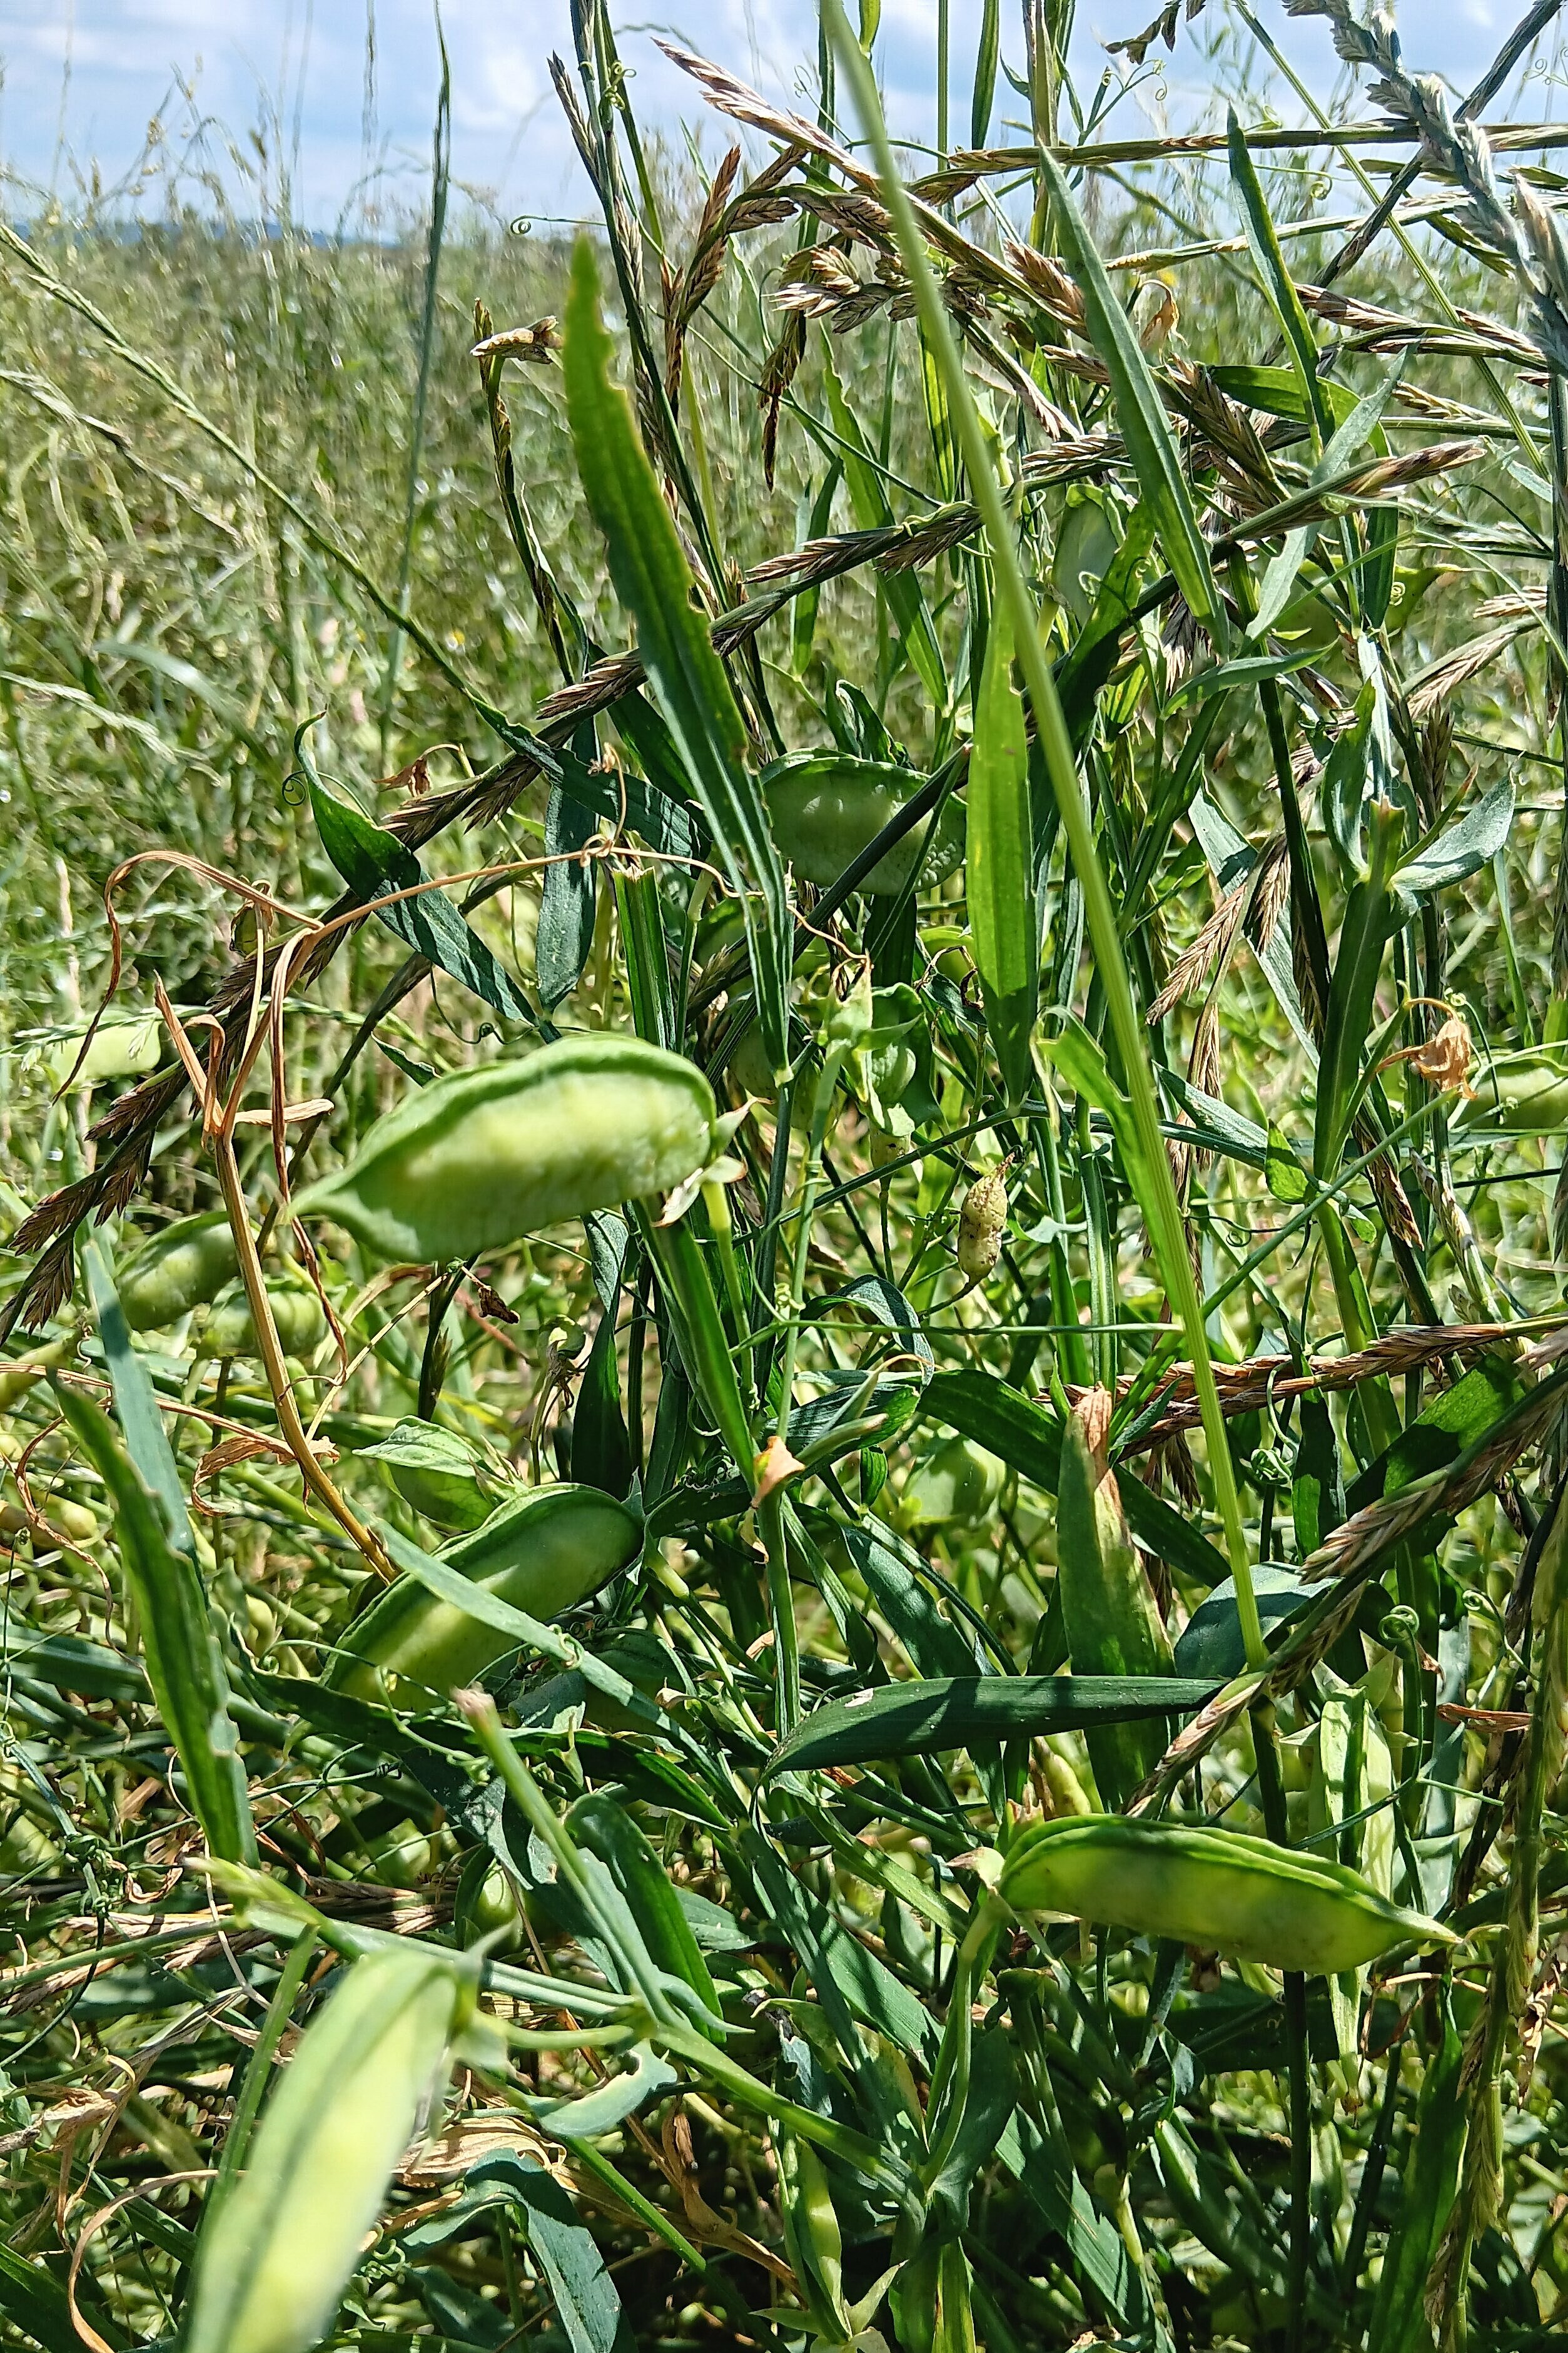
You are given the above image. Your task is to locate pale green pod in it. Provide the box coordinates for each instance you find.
[761,755,964,897]
[901,1436,1004,1528]
[357,1417,500,1532]
[185,1946,463,2353]
[197,1284,328,1362]
[998,1816,1454,1974]
[118,1212,238,1332]
[294,1034,717,1263]
[328,1481,642,1705]
[1454,1047,1568,1136]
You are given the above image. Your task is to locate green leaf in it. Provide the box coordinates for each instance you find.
[1227,109,1332,451]
[769,1673,1219,1774]
[53,1376,256,1866]
[570,1793,722,2036]
[1347,1354,1525,1516]
[1397,777,1515,899]
[1265,1124,1312,1204]
[1313,816,1399,1177]
[83,1239,194,1554]
[562,240,793,1075]
[971,0,1000,146]
[507,2160,636,2353]
[1173,1567,1313,1680]
[310,778,538,1029]
[968,600,1038,1106]
[1367,1996,1466,2353]
[819,340,949,713]
[0,2245,125,2353]
[1039,150,1225,649]
[633,1204,755,1479]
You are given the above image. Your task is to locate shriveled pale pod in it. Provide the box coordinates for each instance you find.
[956,1166,1008,1281]
[998,1816,1454,1974]
[294,1034,717,1263]
[185,1945,467,2353]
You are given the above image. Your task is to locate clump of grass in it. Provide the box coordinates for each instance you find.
[3,3,1568,2349]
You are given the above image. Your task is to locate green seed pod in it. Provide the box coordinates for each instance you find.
[295,1034,717,1263]
[357,1418,501,1532]
[998,1816,1454,1974]
[761,754,964,898]
[196,1283,328,1363]
[185,1946,465,2353]
[1052,496,1118,624]
[328,1481,641,1705]
[901,1436,1004,1528]
[118,1212,239,1333]
[1455,1047,1568,1136]
[455,1848,525,1953]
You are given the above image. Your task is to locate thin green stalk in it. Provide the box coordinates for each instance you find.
[824,0,1263,1666]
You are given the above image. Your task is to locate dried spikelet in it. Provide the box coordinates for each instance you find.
[880,505,984,574]
[759,313,806,490]
[470,318,560,367]
[1021,431,1125,484]
[1245,837,1290,955]
[1363,1144,1422,1249]
[665,144,742,407]
[1188,999,1222,1105]
[1148,877,1250,1022]
[1002,241,1086,332]
[1407,620,1530,723]
[549,53,602,194]
[1168,362,1284,506]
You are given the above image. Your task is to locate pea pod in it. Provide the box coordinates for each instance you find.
[196,1283,328,1362]
[117,1211,238,1332]
[1454,1045,1568,1136]
[185,1945,466,2353]
[329,1481,641,1704]
[295,1034,717,1263]
[998,1816,1454,1973]
[357,1416,501,1531]
[761,753,963,897]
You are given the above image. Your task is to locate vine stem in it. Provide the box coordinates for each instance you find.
[823,0,1263,1667]
[212,1126,392,1578]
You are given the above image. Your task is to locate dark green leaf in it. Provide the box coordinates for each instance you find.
[769,1674,1219,1774]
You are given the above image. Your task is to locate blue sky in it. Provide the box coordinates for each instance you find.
[0,3,1537,228]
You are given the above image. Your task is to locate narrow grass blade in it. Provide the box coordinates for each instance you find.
[968,600,1038,1107]
[53,1378,256,1866]
[562,240,793,1075]
[770,1674,1219,1774]
[826,3,1259,1665]
[1036,150,1227,651]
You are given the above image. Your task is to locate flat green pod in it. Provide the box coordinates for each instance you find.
[185,1946,463,2353]
[294,1034,717,1263]
[761,755,963,897]
[329,1480,642,1705]
[356,1417,501,1531]
[118,1211,239,1332]
[196,1283,328,1362]
[901,1436,1004,1527]
[998,1815,1453,1974]
[1454,1045,1568,1136]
